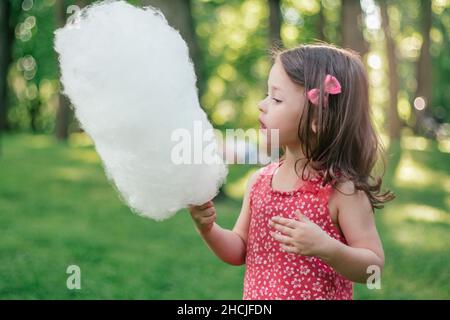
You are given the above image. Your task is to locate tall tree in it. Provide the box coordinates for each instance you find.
[0,0,13,156]
[413,0,433,134]
[54,0,72,140]
[316,2,326,42]
[379,0,401,140]
[341,0,369,57]
[268,0,283,48]
[0,0,12,132]
[141,0,206,100]
[54,0,88,140]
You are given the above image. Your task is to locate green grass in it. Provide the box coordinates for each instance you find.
[0,133,449,299]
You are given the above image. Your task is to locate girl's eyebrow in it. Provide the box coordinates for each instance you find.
[268,84,282,91]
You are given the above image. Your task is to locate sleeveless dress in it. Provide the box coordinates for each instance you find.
[243,160,353,300]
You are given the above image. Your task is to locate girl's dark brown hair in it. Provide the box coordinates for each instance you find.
[272,43,395,211]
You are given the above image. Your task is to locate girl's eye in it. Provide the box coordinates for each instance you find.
[265,93,282,104]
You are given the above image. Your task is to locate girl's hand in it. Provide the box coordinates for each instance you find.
[269,210,334,258]
[188,201,216,234]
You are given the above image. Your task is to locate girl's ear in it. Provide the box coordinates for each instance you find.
[311,119,318,134]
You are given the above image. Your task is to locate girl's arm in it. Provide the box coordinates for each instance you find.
[320,182,385,283]
[195,169,261,266]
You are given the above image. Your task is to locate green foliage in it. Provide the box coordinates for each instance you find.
[193,0,270,129]
[431,3,450,124]
[384,0,450,124]
[3,0,450,134]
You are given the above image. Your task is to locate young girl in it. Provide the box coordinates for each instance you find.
[189,43,395,300]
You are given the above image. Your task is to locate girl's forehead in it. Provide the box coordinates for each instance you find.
[269,61,303,92]
[268,62,288,85]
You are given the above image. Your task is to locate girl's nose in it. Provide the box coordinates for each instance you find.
[258,98,267,113]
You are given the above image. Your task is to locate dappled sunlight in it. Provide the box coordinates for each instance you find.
[397,94,412,121]
[384,204,450,225]
[444,179,450,193]
[367,53,382,69]
[445,196,450,211]
[242,88,265,121]
[217,64,237,81]
[53,167,97,182]
[398,32,423,60]
[395,153,433,187]
[65,149,101,165]
[68,132,94,148]
[394,152,449,189]
[212,100,236,125]
[242,0,264,30]
[65,133,100,164]
[401,136,430,151]
[205,76,225,101]
[194,0,269,128]
[389,226,449,251]
[438,138,450,153]
[27,135,54,149]
[379,133,390,149]
[281,24,300,43]
[382,205,450,251]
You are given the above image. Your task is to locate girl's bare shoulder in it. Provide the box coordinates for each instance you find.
[330,180,372,216]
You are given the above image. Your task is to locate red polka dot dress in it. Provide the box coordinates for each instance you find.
[243,160,353,300]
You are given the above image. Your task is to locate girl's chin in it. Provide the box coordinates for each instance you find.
[259,126,277,133]
[259,127,280,144]
[259,127,271,136]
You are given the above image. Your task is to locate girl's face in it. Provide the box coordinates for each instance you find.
[258,57,307,146]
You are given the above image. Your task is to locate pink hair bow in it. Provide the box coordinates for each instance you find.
[307,74,342,106]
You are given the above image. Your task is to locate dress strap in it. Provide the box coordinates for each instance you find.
[249,162,279,194]
[260,161,281,177]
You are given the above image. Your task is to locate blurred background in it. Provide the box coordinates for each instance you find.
[0,0,449,299]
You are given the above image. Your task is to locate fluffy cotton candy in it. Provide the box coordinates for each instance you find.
[54,0,227,220]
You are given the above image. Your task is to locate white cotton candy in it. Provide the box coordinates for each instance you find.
[54,0,228,220]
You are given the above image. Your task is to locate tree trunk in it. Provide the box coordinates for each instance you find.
[141,0,206,100]
[268,0,283,49]
[29,101,39,133]
[54,0,78,140]
[55,0,69,140]
[0,0,12,132]
[0,0,13,156]
[379,0,401,141]
[413,0,432,134]
[341,0,369,57]
[316,4,326,42]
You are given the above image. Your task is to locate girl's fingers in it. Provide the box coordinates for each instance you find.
[270,222,293,236]
[280,244,297,254]
[203,207,216,217]
[271,216,298,229]
[190,206,215,217]
[270,231,292,245]
[295,210,308,221]
[199,201,213,210]
[201,214,216,225]
[189,202,212,211]
[201,213,215,220]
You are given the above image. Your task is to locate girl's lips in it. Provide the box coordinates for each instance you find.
[259,118,267,129]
